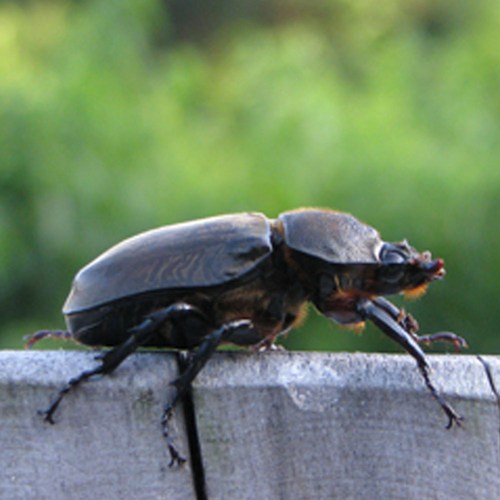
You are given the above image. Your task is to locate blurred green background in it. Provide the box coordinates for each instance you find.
[0,0,498,353]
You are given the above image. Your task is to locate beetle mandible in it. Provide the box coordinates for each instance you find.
[28,208,467,465]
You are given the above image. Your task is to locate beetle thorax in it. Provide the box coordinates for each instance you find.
[311,268,377,324]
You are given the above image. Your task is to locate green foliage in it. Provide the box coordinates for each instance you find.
[0,0,498,353]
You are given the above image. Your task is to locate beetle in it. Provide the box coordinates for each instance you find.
[28,208,467,465]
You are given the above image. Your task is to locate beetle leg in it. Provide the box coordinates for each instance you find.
[98,303,200,372]
[413,332,468,351]
[165,318,253,410]
[39,319,159,424]
[39,364,107,424]
[372,297,420,333]
[40,303,200,425]
[357,298,463,429]
[372,297,401,318]
[161,319,253,466]
[24,330,73,349]
[252,339,287,352]
[372,297,468,351]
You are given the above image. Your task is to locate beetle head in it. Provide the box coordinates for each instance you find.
[311,239,445,325]
[376,240,445,297]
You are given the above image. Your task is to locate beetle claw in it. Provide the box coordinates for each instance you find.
[38,408,56,425]
[418,363,464,429]
[93,351,106,361]
[414,332,468,352]
[446,412,464,429]
[168,445,187,468]
[161,404,187,467]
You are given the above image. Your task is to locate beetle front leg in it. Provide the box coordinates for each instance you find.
[373,297,468,351]
[162,319,253,466]
[357,298,463,428]
[413,332,468,351]
[372,297,419,333]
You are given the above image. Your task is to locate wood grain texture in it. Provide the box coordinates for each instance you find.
[192,352,500,500]
[0,351,195,500]
[1,350,499,500]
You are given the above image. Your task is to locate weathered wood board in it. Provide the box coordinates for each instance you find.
[193,352,500,500]
[1,350,499,500]
[0,351,195,500]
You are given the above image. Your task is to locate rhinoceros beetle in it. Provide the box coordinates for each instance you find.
[28,208,467,465]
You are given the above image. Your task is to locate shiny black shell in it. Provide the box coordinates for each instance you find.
[278,209,381,263]
[63,213,273,314]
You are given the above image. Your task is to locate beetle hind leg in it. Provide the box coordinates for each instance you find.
[41,303,202,423]
[100,302,207,370]
[40,363,107,424]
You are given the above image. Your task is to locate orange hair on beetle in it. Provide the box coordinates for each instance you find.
[403,283,429,300]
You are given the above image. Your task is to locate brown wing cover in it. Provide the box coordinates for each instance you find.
[279,209,382,264]
[63,213,273,313]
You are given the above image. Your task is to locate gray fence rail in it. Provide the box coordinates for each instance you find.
[1,350,499,500]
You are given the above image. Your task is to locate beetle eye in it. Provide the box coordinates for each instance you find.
[380,265,405,283]
[380,244,407,264]
[384,251,406,264]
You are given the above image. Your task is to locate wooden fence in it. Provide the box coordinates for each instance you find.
[1,350,499,499]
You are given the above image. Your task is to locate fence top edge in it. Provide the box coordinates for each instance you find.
[1,350,498,399]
